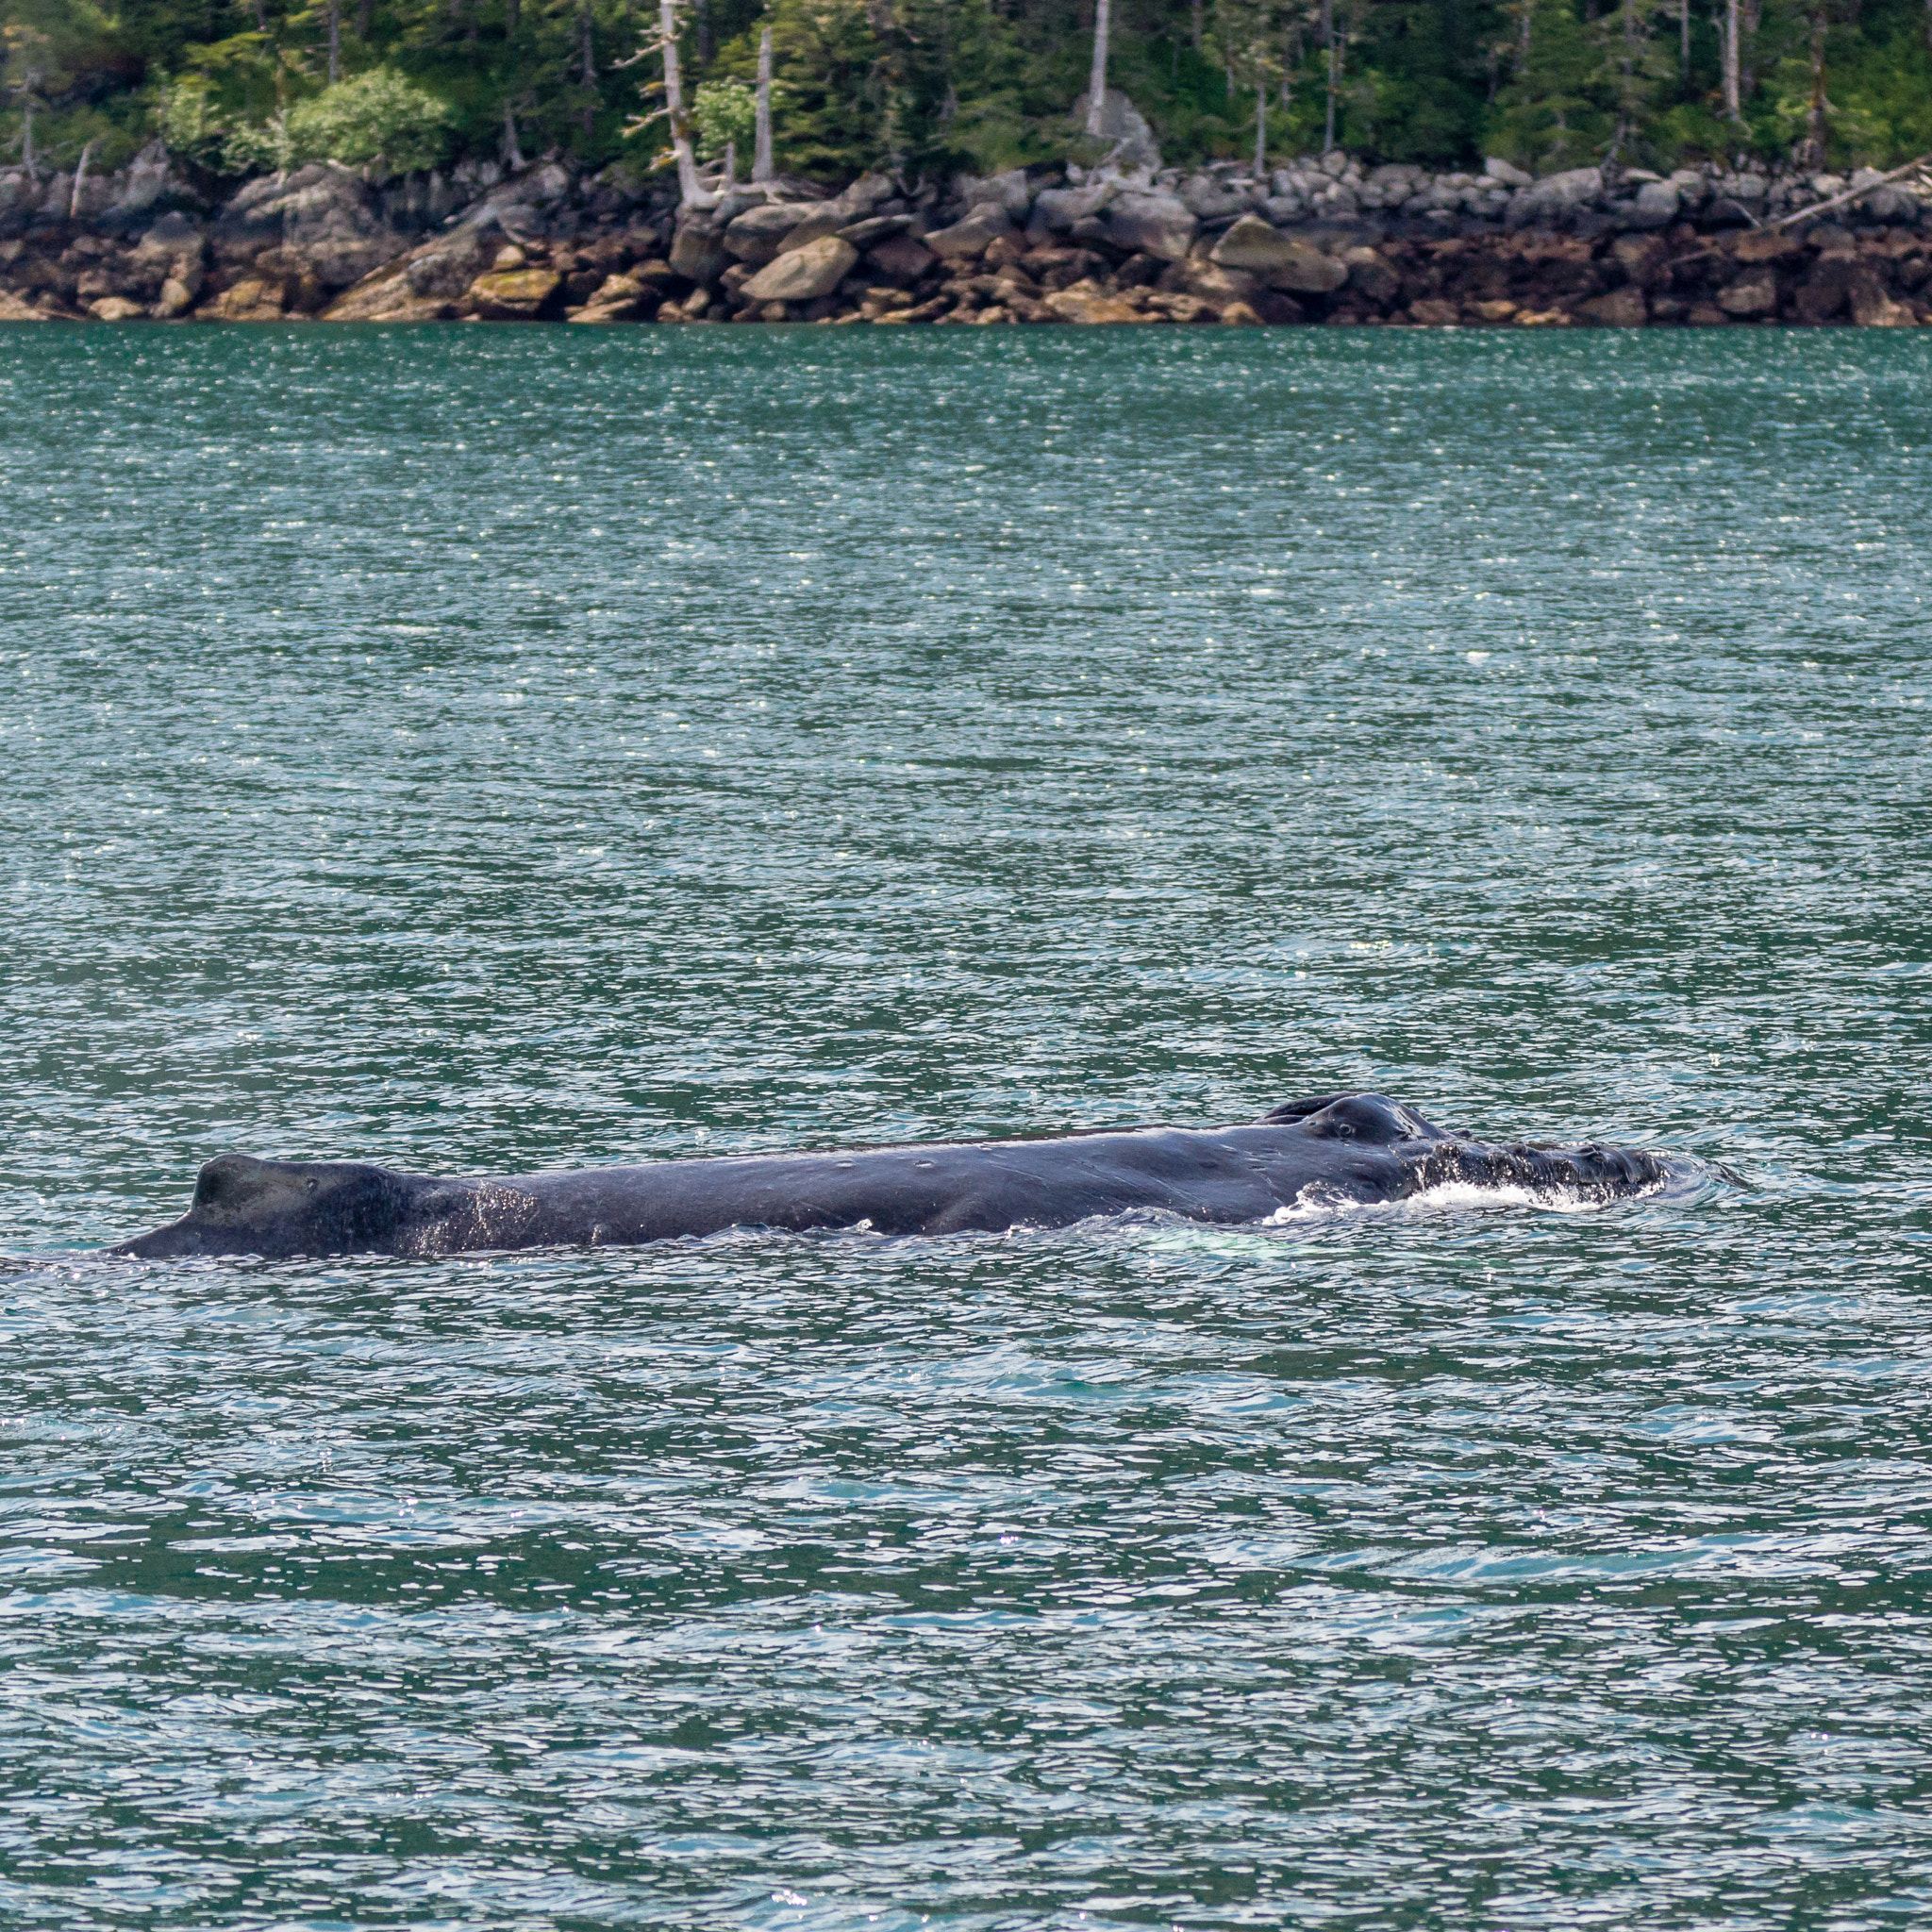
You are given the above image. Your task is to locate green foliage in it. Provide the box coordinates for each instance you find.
[8,0,1930,189]
[690,75,757,160]
[288,68,455,171]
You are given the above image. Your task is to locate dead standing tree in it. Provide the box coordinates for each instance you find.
[622,0,706,207]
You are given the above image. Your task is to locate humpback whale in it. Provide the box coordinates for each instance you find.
[112,1094,1672,1261]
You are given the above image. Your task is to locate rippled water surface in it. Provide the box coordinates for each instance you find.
[3,325,1930,1927]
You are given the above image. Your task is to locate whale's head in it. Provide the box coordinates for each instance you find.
[115,1154,419,1260]
[1258,1093,1448,1143]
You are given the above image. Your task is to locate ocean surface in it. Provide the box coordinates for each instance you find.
[1,322,1928,1928]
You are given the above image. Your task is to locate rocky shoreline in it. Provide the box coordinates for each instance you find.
[4,149,1930,330]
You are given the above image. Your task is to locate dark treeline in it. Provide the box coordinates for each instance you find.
[5,0,1929,189]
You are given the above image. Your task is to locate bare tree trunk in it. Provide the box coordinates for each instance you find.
[505,0,518,42]
[723,138,736,188]
[660,0,703,205]
[1191,0,1202,49]
[1680,0,1690,74]
[1722,0,1741,117]
[753,25,774,180]
[503,97,525,168]
[1322,0,1338,151]
[70,139,94,217]
[327,0,341,81]
[580,0,595,138]
[1085,0,1111,137]
[1805,7,1827,164]
[20,87,36,179]
[1255,70,1267,173]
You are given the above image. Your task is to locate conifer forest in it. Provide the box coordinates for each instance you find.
[5,0,1929,192]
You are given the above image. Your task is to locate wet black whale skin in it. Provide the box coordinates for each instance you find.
[113,1094,1669,1261]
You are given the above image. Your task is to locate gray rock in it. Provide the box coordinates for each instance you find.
[1528,166,1603,207]
[962,169,1033,216]
[838,215,913,249]
[668,225,728,285]
[1034,180,1117,231]
[924,204,1012,261]
[740,235,858,303]
[1626,181,1678,227]
[723,203,816,263]
[1484,158,1533,189]
[1176,172,1252,220]
[1106,192,1196,260]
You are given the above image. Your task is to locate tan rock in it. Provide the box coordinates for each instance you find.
[1850,278,1915,326]
[1686,302,1729,325]
[1733,229,1803,263]
[156,275,197,318]
[493,244,527,270]
[1716,275,1777,318]
[89,296,146,322]
[1210,215,1305,273]
[1219,301,1261,325]
[1043,281,1150,324]
[0,289,50,322]
[466,268,563,321]
[741,236,859,304]
[1407,298,1460,326]
[1513,308,1572,327]
[202,278,284,322]
[1469,298,1519,324]
[1576,287,1648,326]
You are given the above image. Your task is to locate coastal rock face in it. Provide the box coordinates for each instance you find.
[741,236,858,303]
[5,149,1929,332]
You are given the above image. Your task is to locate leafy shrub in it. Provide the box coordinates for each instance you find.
[691,76,757,164]
[285,69,455,174]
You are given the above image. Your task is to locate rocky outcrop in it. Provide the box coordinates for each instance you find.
[3,150,1927,329]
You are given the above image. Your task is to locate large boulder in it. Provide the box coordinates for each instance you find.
[1576,287,1647,326]
[0,289,49,322]
[466,268,564,320]
[1263,238,1348,294]
[866,234,936,284]
[723,203,817,264]
[866,234,936,285]
[1044,281,1150,323]
[962,169,1033,217]
[1034,179,1116,231]
[1341,246,1400,303]
[1627,180,1679,227]
[741,236,858,304]
[1715,272,1777,318]
[1106,192,1195,261]
[1176,173,1253,220]
[668,225,728,285]
[1210,214,1306,272]
[924,204,1012,262]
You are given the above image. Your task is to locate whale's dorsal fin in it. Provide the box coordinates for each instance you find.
[1257,1094,1445,1143]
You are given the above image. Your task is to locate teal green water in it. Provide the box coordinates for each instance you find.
[2,325,1929,1927]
